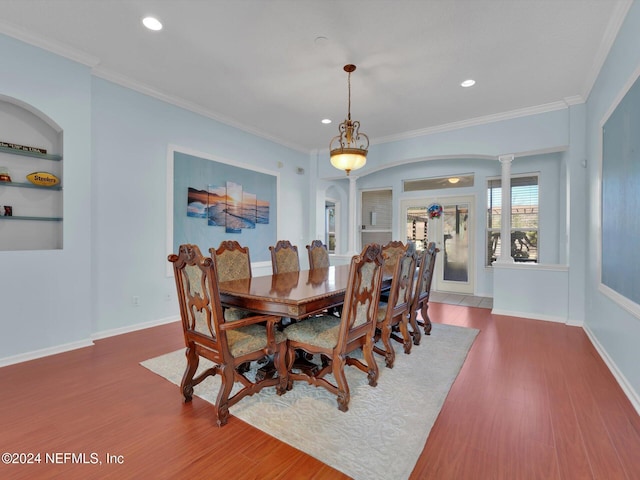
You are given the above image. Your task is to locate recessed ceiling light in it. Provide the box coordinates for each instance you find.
[460,79,476,88]
[142,16,163,31]
[448,177,460,184]
[321,118,332,124]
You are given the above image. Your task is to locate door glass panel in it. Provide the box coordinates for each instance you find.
[403,197,473,294]
[442,203,469,282]
[325,203,336,253]
[406,206,429,251]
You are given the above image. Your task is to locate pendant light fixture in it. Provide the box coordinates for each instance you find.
[329,64,369,176]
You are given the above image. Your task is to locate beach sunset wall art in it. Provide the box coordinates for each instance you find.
[206,185,226,226]
[173,151,277,263]
[186,183,269,233]
[186,187,208,218]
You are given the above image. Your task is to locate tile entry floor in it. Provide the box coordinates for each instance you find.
[430,291,493,309]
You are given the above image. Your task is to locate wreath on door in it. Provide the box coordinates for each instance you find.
[427,203,443,219]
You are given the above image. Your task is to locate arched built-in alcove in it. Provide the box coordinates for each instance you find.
[0,95,64,250]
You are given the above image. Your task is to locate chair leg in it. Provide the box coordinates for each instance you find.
[375,323,395,369]
[274,343,288,396]
[332,354,350,412]
[214,363,235,427]
[398,317,413,355]
[422,303,432,335]
[180,346,199,402]
[409,310,422,345]
[285,346,296,391]
[362,341,379,387]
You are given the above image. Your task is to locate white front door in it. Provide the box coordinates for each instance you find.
[401,195,475,294]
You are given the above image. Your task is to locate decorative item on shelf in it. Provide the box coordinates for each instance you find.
[0,167,11,182]
[26,171,60,187]
[427,203,443,219]
[2,206,13,217]
[0,140,47,154]
[329,64,369,176]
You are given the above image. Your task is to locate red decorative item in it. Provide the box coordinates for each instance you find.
[427,203,443,219]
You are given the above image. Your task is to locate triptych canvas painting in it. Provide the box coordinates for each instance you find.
[187,181,270,234]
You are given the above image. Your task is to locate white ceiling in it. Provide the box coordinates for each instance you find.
[0,0,632,153]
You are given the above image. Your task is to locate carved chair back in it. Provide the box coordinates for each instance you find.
[209,240,253,321]
[381,240,406,277]
[306,240,330,269]
[269,240,300,274]
[210,240,252,282]
[338,243,385,346]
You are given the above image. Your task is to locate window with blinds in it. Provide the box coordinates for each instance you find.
[487,174,539,265]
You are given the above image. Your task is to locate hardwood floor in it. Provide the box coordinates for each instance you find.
[1,304,639,479]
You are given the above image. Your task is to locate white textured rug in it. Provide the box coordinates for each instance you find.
[141,322,478,480]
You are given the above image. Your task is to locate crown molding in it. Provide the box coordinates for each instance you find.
[370,100,574,147]
[581,0,634,100]
[0,20,100,67]
[563,95,585,106]
[92,67,308,154]
[0,20,307,154]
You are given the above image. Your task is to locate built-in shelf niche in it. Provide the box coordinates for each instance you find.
[0,97,63,251]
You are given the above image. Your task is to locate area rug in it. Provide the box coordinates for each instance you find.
[141,322,479,480]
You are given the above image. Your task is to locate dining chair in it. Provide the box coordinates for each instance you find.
[210,240,253,321]
[379,240,406,303]
[168,244,288,427]
[408,241,439,341]
[381,240,406,277]
[269,240,300,274]
[373,243,418,368]
[307,239,342,316]
[306,240,330,269]
[283,243,385,412]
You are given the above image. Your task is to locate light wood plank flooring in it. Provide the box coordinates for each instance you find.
[1,304,639,479]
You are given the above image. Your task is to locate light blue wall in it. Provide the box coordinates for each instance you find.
[0,34,93,358]
[585,1,640,404]
[340,153,564,298]
[0,33,309,362]
[91,78,308,333]
[317,108,570,180]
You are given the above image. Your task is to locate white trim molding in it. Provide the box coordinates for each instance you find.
[0,339,94,368]
[91,316,179,341]
[583,324,640,416]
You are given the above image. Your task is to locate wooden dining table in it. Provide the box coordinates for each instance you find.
[218,265,354,320]
[219,264,393,379]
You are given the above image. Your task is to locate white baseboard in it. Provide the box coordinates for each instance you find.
[0,316,181,368]
[91,315,180,341]
[582,325,640,416]
[491,308,567,324]
[566,317,584,327]
[0,338,94,368]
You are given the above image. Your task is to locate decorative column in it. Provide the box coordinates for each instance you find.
[347,175,358,255]
[495,154,515,264]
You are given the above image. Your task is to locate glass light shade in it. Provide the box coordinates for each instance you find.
[330,149,367,174]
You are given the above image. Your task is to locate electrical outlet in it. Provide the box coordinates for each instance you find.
[132,296,140,306]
